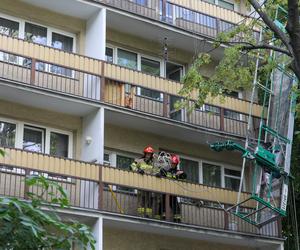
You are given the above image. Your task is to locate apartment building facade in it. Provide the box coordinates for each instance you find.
[0,0,284,249]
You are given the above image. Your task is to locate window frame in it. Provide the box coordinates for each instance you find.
[0,117,73,181]
[106,43,184,79]
[0,14,76,77]
[201,159,244,191]
[104,149,139,193]
[203,0,235,11]
[0,116,73,158]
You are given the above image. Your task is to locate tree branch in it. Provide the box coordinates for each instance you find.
[242,44,292,56]
[248,0,293,55]
[216,40,292,56]
[286,0,300,80]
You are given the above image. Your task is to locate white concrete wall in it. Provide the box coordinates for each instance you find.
[81,108,104,164]
[92,217,103,250]
[81,108,104,209]
[85,8,106,60]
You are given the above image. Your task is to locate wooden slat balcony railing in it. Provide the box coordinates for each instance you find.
[0,33,263,138]
[0,147,281,238]
[97,0,259,40]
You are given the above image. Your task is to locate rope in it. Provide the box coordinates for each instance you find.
[108,185,124,214]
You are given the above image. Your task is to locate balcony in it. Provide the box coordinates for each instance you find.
[98,0,255,39]
[0,33,263,138]
[0,147,282,238]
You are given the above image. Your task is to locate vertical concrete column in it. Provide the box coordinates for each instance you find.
[81,107,104,164]
[85,8,106,100]
[85,8,106,60]
[91,216,103,250]
[81,108,104,209]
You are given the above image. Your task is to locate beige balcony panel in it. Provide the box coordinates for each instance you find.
[175,19,217,37]
[135,96,164,116]
[102,166,255,207]
[0,148,99,181]
[169,0,245,24]
[0,34,264,117]
[0,35,102,76]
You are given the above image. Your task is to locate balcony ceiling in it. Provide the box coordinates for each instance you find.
[104,217,283,249]
[0,81,99,116]
[20,0,100,19]
[105,108,244,148]
[106,10,224,60]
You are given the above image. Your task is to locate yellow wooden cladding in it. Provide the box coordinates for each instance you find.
[0,34,263,116]
[104,63,263,116]
[0,148,99,181]
[168,0,245,24]
[102,166,255,207]
[0,148,255,207]
[0,35,102,76]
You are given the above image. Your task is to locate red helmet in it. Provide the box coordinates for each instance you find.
[144,146,154,154]
[171,155,180,165]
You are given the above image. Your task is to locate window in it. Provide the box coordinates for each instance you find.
[166,62,183,81]
[141,57,160,76]
[197,104,220,115]
[117,49,137,70]
[116,155,135,192]
[224,168,241,191]
[169,95,182,121]
[203,0,215,3]
[116,155,134,171]
[0,117,72,157]
[218,0,234,10]
[180,158,199,183]
[50,132,69,157]
[105,47,114,63]
[23,126,44,153]
[104,153,111,166]
[0,17,19,37]
[138,87,163,101]
[0,121,16,147]
[202,162,221,187]
[51,33,73,76]
[174,7,217,28]
[0,18,19,63]
[225,90,239,98]
[0,16,75,76]
[134,0,148,6]
[24,22,47,45]
[107,44,185,80]
[202,0,234,10]
[224,110,240,120]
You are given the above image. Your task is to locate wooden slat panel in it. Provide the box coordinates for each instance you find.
[0,35,102,76]
[0,34,264,116]
[102,166,255,207]
[168,0,245,24]
[0,148,99,181]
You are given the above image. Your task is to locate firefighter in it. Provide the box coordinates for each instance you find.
[131,146,155,174]
[157,154,186,222]
[131,146,156,217]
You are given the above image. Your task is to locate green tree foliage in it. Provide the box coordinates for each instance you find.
[0,175,96,249]
[179,0,299,108]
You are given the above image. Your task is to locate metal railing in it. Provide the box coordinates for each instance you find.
[0,147,281,238]
[0,33,263,138]
[98,0,252,39]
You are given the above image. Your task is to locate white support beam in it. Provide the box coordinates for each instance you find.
[85,8,106,60]
[91,216,103,250]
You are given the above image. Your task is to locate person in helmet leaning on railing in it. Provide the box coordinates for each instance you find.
[131,146,156,175]
[156,155,186,222]
[131,146,156,218]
